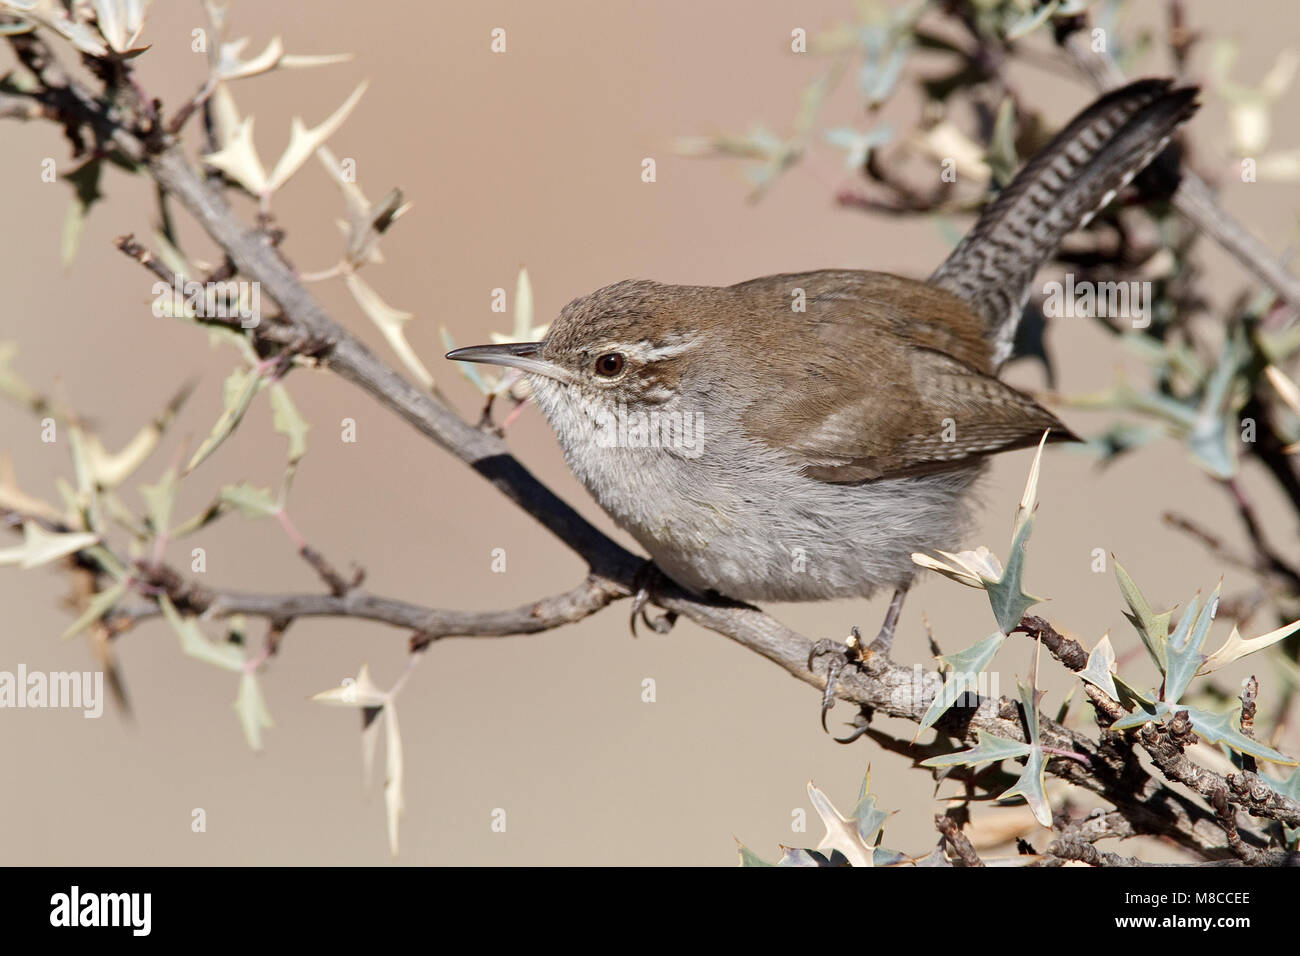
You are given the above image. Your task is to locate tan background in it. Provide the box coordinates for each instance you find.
[1,1,1297,865]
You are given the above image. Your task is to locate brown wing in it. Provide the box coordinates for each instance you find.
[788,348,1076,482]
[735,273,1076,483]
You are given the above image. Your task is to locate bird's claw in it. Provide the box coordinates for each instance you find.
[808,626,871,732]
[629,562,678,636]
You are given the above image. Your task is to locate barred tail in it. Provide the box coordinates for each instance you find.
[929,78,1199,365]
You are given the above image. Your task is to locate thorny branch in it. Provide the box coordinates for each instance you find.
[3,13,1299,867]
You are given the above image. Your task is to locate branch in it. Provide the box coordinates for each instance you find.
[114,572,629,647]
[936,814,985,867]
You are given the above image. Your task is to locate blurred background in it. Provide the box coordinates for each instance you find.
[1,0,1297,865]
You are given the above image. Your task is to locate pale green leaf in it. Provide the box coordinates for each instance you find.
[1000,747,1053,827]
[310,662,389,708]
[919,732,1034,769]
[186,367,262,475]
[911,546,1002,590]
[1110,699,1170,732]
[737,844,775,867]
[918,631,1005,731]
[233,671,274,752]
[985,512,1040,634]
[1164,588,1218,703]
[62,580,127,640]
[0,522,97,569]
[1079,633,1119,701]
[383,703,404,857]
[850,768,892,848]
[1201,618,1300,675]
[267,81,368,192]
[1019,680,1045,748]
[808,780,873,867]
[158,594,245,673]
[219,482,279,519]
[269,384,309,464]
[202,115,270,195]
[775,846,821,866]
[1184,705,1298,766]
[138,466,178,536]
[344,272,434,390]
[1114,560,1172,671]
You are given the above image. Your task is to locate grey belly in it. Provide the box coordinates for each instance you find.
[626,465,984,602]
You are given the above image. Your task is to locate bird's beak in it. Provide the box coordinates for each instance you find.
[444,341,573,383]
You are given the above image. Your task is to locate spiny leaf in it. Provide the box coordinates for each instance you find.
[0,523,98,569]
[1078,633,1119,701]
[202,115,269,195]
[158,594,245,673]
[92,0,148,54]
[1183,705,1298,766]
[917,631,1005,731]
[1201,617,1300,675]
[310,663,389,709]
[1000,747,1052,827]
[775,846,822,867]
[266,81,368,192]
[186,367,262,475]
[269,384,309,464]
[220,482,279,519]
[138,466,179,537]
[1110,699,1170,733]
[808,780,874,868]
[1114,560,1172,672]
[1114,673,1156,714]
[344,272,434,391]
[1018,680,1045,748]
[169,496,228,537]
[737,843,775,867]
[911,546,1003,590]
[919,732,1034,769]
[986,435,1048,633]
[1164,587,1219,703]
[849,768,893,848]
[1186,329,1248,479]
[62,580,128,640]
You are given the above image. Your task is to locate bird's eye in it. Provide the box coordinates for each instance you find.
[594,352,625,377]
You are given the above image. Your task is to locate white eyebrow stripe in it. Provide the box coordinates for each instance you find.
[630,334,700,362]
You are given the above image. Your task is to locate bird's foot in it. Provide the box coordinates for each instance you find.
[808,626,873,732]
[629,561,678,636]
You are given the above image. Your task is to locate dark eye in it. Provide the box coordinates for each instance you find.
[594,352,625,377]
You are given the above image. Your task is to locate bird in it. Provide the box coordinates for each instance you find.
[447,79,1200,720]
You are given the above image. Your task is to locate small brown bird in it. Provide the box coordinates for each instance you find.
[449,79,1198,669]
